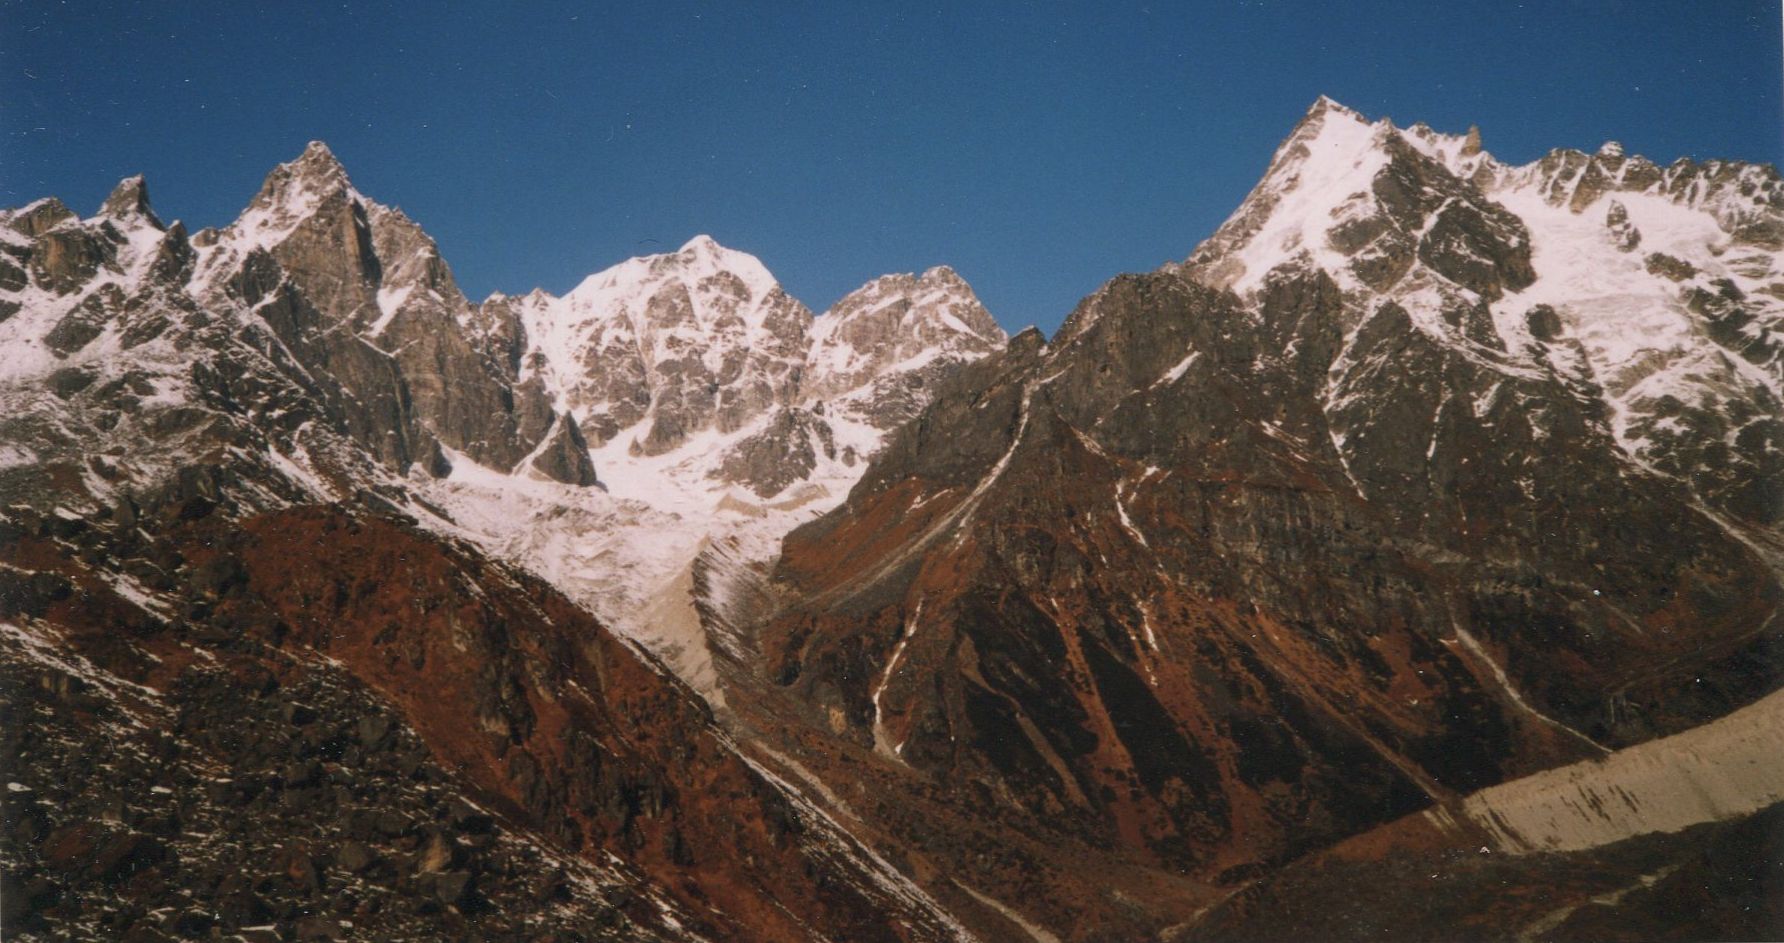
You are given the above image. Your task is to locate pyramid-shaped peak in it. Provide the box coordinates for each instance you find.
[822,263,1003,343]
[295,140,345,170]
[562,234,785,310]
[240,139,361,218]
[1598,140,1625,158]
[99,174,163,229]
[1270,97,1391,168]
[267,139,355,194]
[1274,96,1386,165]
[1305,95,1368,123]
[222,140,372,251]
[664,234,780,295]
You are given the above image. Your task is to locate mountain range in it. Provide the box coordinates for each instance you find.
[2,97,1780,942]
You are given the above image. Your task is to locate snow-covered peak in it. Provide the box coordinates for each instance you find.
[1281,95,1386,167]
[257,141,357,209]
[0,187,194,384]
[1399,121,1498,180]
[1,198,77,240]
[290,140,350,181]
[1179,99,1782,533]
[1182,96,1397,296]
[1304,94,1366,124]
[195,141,369,272]
[669,234,780,305]
[560,235,783,317]
[803,265,1005,419]
[813,265,1002,345]
[514,236,813,456]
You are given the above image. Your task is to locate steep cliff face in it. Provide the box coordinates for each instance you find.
[1182,98,1784,529]
[431,244,1007,696]
[738,99,1783,938]
[185,142,593,485]
[4,98,1780,943]
[0,143,596,490]
[0,144,1009,701]
[480,238,1006,498]
[495,235,813,456]
[0,206,975,938]
[0,146,1006,941]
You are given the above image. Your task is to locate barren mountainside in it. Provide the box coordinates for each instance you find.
[1,98,1780,942]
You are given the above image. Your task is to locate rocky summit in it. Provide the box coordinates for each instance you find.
[2,99,1780,942]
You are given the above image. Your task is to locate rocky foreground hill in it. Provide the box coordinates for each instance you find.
[1,99,1780,941]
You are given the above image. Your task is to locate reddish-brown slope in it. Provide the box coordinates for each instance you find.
[741,270,1782,939]
[217,506,934,942]
[1,497,956,942]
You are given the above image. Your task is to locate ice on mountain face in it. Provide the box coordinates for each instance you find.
[508,238,814,459]
[0,187,192,385]
[808,267,1004,382]
[1487,181,1783,522]
[2,143,1009,701]
[804,265,1007,433]
[413,249,1010,696]
[1469,132,1783,522]
[1185,98,1395,298]
[507,240,1006,484]
[407,403,869,701]
[1178,97,1783,528]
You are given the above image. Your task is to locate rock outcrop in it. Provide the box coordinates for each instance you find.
[3,99,1779,943]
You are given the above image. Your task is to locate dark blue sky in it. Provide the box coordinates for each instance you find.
[4,1,1779,333]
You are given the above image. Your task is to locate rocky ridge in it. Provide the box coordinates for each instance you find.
[3,98,1781,942]
[1180,96,1783,527]
[440,236,1004,696]
[0,145,1005,941]
[728,98,1784,939]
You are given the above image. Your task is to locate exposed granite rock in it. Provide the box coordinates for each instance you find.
[528,413,600,487]
[99,176,163,230]
[1644,252,1697,281]
[803,265,1007,430]
[713,407,834,497]
[6,198,76,238]
[1605,199,1642,251]
[758,258,1779,911]
[185,143,594,484]
[30,225,118,295]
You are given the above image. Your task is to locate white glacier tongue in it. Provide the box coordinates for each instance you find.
[0,140,1015,707]
[421,243,1010,701]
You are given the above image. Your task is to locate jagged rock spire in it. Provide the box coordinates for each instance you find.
[99,175,163,229]
[1462,124,1484,156]
[244,140,357,219]
[290,140,350,181]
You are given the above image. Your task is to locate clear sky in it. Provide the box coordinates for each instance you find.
[4,1,1779,333]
